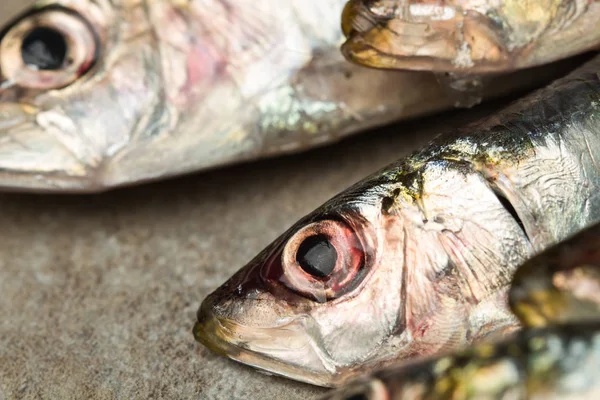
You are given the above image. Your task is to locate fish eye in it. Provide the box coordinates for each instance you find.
[296,234,338,278]
[0,8,98,90]
[261,219,367,302]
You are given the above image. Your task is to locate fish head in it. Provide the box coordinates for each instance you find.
[0,0,358,192]
[194,191,385,387]
[0,0,264,192]
[195,155,533,386]
[0,1,164,191]
[340,0,599,73]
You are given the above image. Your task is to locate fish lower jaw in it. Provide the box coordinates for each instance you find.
[192,315,346,388]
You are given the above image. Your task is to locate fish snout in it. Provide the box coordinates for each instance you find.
[340,1,509,73]
[193,283,342,386]
[0,102,97,192]
[193,244,352,386]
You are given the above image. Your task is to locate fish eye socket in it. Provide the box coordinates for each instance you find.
[262,219,367,303]
[0,8,98,90]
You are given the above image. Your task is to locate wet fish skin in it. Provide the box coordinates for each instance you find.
[509,220,600,328]
[194,54,600,387]
[320,221,600,400]
[0,0,577,194]
[318,322,600,400]
[341,0,600,73]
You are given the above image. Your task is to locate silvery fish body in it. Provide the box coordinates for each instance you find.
[341,0,600,73]
[321,220,600,400]
[0,0,571,193]
[194,53,600,387]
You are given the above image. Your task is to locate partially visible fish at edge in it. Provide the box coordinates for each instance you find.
[341,0,600,74]
[0,0,587,193]
[320,220,600,400]
[319,325,600,399]
[194,53,600,387]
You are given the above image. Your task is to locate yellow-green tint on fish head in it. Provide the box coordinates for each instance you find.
[340,0,600,73]
[195,156,533,387]
[509,222,600,328]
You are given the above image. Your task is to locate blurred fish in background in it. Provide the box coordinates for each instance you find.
[341,0,600,73]
[0,0,585,193]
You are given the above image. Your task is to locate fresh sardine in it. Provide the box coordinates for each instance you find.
[194,53,600,387]
[320,220,600,400]
[341,0,600,73]
[0,1,576,193]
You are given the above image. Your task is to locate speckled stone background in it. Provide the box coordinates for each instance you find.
[0,3,524,399]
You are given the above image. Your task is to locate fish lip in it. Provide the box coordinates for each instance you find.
[341,37,423,71]
[192,309,343,388]
[341,37,486,74]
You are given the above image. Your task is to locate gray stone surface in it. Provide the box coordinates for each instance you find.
[0,3,514,399]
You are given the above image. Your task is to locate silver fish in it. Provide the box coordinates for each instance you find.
[341,0,600,73]
[194,53,600,387]
[0,0,585,193]
[320,219,600,400]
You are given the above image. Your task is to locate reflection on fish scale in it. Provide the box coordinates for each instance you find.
[320,220,600,400]
[0,0,589,192]
[194,53,600,388]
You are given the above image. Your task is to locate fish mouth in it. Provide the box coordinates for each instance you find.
[341,26,490,74]
[340,1,510,73]
[0,102,99,193]
[193,303,343,388]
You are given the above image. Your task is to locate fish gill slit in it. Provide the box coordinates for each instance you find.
[393,226,409,335]
[488,184,530,243]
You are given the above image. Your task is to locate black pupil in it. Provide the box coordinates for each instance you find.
[296,234,337,278]
[21,27,67,70]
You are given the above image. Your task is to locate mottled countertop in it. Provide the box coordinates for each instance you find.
[0,3,518,399]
